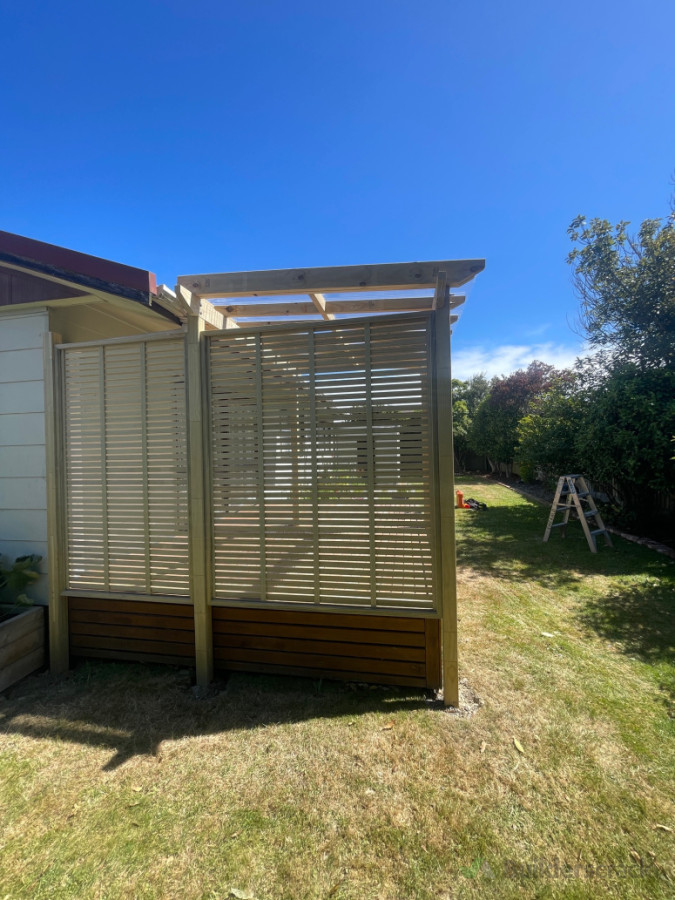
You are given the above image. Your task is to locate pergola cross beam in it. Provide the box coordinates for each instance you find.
[177,259,485,300]
[309,292,334,321]
[211,294,466,322]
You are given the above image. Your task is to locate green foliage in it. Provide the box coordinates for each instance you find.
[468,362,556,468]
[452,373,490,417]
[517,360,675,528]
[452,397,470,442]
[518,372,581,481]
[0,554,42,613]
[457,199,675,531]
[517,461,536,483]
[567,212,675,369]
[468,393,507,466]
[575,364,675,500]
[564,199,675,527]
[451,398,470,466]
[451,374,490,468]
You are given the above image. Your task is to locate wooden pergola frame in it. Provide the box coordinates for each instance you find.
[175,258,483,328]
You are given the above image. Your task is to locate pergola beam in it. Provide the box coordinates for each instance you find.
[214,294,465,319]
[178,259,485,299]
[247,314,460,328]
[175,283,238,329]
[309,292,334,321]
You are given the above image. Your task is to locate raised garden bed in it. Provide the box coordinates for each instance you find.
[0,605,45,692]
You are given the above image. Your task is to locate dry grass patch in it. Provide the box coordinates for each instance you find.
[1,477,673,899]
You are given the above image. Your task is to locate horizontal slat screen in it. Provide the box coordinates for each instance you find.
[208,315,437,610]
[63,338,189,595]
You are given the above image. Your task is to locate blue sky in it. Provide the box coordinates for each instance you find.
[1,1,673,379]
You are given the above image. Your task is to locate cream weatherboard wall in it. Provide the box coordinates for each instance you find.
[0,309,49,602]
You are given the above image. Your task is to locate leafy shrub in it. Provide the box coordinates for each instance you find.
[0,554,42,621]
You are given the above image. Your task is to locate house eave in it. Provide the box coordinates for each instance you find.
[0,251,183,326]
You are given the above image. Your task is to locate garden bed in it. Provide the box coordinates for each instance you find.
[0,606,45,693]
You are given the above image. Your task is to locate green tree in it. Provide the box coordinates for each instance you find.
[453,373,491,416]
[452,398,470,467]
[469,362,556,474]
[574,364,675,524]
[452,373,490,469]
[564,199,675,528]
[517,371,580,482]
[567,212,675,369]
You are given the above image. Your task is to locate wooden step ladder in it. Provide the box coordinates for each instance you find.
[543,474,613,553]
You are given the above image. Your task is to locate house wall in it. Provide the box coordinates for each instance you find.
[0,309,49,601]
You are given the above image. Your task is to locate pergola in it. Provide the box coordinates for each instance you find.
[48,256,484,707]
[175,258,485,705]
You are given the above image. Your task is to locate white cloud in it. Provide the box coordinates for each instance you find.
[451,341,585,380]
[523,322,552,338]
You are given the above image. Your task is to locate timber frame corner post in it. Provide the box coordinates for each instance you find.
[44,331,69,673]
[433,274,460,708]
[186,315,214,686]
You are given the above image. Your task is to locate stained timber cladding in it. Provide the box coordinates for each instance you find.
[69,597,195,665]
[212,607,441,688]
[207,314,437,611]
[62,336,189,595]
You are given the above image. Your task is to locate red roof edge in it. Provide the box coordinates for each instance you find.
[0,230,157,296]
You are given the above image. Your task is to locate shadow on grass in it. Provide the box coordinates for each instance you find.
[3,482,672,769]
[577,580,675,702]
[0,663,432,770]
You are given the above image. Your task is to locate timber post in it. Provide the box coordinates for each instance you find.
[186,316,214,686]
[433,274,460,707]
[44,330,69,673]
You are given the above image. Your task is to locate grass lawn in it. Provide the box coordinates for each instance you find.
[1,477,673,899]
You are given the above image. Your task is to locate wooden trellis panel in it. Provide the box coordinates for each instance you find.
[207,314,437,611]
[62,336,189,595]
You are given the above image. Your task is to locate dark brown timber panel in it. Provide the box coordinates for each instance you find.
[68,597,195,666]
[212,607,441,689]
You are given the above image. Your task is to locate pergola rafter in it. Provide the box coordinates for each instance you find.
[176,259,482,327]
